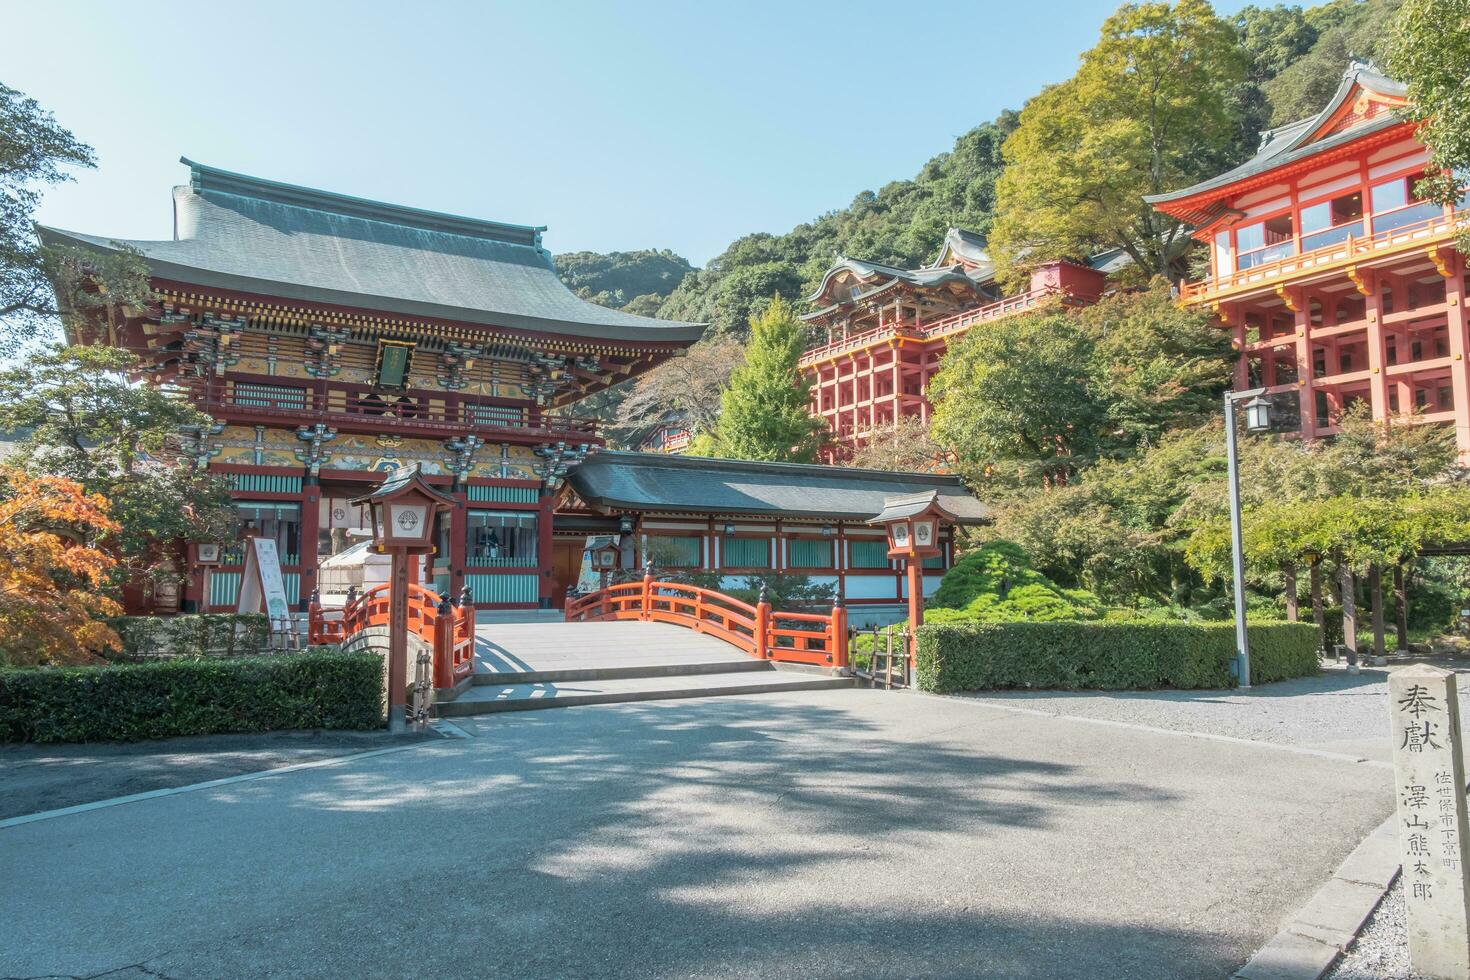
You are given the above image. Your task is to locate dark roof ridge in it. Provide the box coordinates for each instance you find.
[181,157,546,249]
[588,449,969,485]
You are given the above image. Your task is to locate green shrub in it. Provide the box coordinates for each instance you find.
[914,620,1318,694]
[105,614,271,660]
[0,649,383,743]
[930,541,1103,622]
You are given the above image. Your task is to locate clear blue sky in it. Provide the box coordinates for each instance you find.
[12,0,1285,267]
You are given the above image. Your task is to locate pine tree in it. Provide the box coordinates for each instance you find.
[701,297,826,463]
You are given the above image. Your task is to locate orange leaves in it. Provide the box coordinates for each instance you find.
[0,467,122,665]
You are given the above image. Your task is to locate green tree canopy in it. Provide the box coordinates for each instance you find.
[990,0,1249,284]
[696,297,826,463]
[0,345,236,584]
[1388,0,1470,246]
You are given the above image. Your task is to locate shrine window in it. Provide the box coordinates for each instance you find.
[722,536,770,569]
[466,509,538,567]
[849,539,891,569]
[788,538,834,569]
[1371,174,1443,234]
[649,535,703,568]
[1299,190,1363,251]
[1236,213,1295,269]
[231,501,302,565]
[1213,229,1232,276]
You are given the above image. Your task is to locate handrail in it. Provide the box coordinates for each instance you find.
[307,583,476,690]
[1182,211,1463,303]
[797,286,1062,367]
[566,570,849,669]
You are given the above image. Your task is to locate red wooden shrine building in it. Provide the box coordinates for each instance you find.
[42,160,986,622]
[798,228,1115,460]
[40,159,704,614]
[1147,62,1469,453]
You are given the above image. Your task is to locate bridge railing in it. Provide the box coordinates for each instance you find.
[566,568,849,669]
[307,583,476,690]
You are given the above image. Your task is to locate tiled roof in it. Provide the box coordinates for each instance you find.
[568,451,989,523]
[37,159,706,344]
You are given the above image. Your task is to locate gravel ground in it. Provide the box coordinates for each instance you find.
[960,659,1470,758]
[1325,880,1434,980]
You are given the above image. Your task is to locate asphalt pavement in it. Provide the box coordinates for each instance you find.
[1,684,1393,979]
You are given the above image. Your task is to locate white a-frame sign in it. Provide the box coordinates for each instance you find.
[238,537,294,638]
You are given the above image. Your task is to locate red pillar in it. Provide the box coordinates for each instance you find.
[537,487,555,608]
[1442,252,1470,459]
[906,559,924,668]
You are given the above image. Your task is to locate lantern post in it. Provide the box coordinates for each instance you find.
[868,491,956,670]
[350,464,455,732]
[584,536,621,593]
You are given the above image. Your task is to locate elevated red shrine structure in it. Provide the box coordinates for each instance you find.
[41,159,703,615]
[798,228,1109,460]
[1146,63,1470,453]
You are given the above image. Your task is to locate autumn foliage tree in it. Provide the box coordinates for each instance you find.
[0,467,121,665]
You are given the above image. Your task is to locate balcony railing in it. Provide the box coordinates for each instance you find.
[798,287,1060,367]
[202,380,598,441]
[1183,211,1463,304]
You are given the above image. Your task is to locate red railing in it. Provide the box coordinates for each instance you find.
[201,379,599,442]
[565,569,849,669]
[308,583,476,690]
[1182,211,1463,303]
[798,286,1063,367]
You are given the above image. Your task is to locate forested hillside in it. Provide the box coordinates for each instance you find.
[564,0,1404,446]
[643,0,1400,339]
[552,249,693,316]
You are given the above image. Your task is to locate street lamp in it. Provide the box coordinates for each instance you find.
[1224,388,1272,690]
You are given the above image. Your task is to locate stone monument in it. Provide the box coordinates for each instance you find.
[1389,664,1470,977]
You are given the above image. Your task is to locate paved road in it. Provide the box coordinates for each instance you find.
[3,685,1393,979]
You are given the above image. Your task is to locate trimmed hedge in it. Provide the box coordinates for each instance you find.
[915,620,1319,694]
[106,613,271,660]
[0,649,383,743]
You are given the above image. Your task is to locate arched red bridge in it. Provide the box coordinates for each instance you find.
[308,583,476,690]
[565,569,850,670]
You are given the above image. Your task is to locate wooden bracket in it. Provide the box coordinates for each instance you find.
[1276,286,1299,313]
[1346,267,1371,296]
[1427,247,1452,278]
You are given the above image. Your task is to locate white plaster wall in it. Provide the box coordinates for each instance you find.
[843,575,900,601]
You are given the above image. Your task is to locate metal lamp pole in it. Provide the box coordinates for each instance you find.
[1224,388,1271,691]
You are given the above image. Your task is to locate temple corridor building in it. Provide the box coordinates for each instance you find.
[41,160,979,621]
[1147,63,1469,452]
[798,228,1113,460]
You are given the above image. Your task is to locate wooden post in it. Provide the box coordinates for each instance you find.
[1284,562,1298,623]
[387,550,409,732]
[640,559,654,622]
[1389,665,1470,975]
[1395,564,1409,653]
[433,593,453,690]
[1341,566,1358,665]
[754,584,771,660]
[830,598,848,670]
[1311,558,1324,651]
[1370,564,1387,661]
[906,559,924,668]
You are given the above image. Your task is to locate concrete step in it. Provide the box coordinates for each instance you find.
[473,657,774,687]
[434,669,856,717]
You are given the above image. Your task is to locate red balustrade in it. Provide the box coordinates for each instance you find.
[308,583,476,690]
[565,570,850,669]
